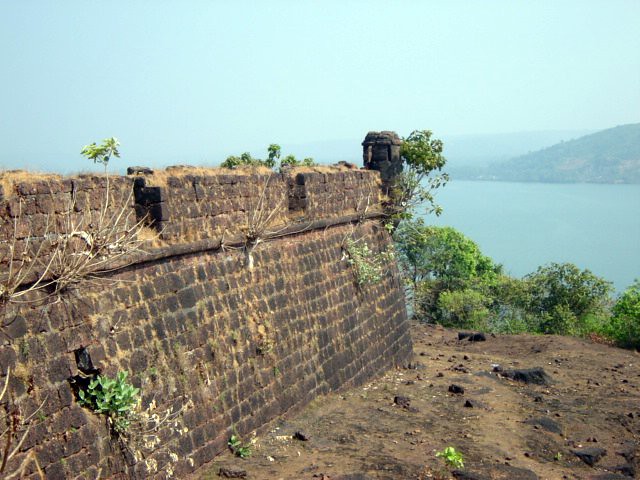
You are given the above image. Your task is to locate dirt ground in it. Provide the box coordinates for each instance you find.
[197,323,640,480]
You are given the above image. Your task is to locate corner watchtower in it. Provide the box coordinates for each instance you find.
[362,131,403,196]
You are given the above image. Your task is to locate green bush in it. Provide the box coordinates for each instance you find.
[221,152,263,169]
[436,446,464,469]
[607,280,640,348]
[486,307,533,334]
[280,154,315,168]
[436,288,491,329]
[221,143,314,171]
[395,221,501,292]
[78,371,140,434]
[394,221,621,341]
[344,238,393,287]
[228,434,252,458]
[524,263,613,334]
[538,304,578,335]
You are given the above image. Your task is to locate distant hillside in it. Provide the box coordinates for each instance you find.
[442,129,594,167]
[454,124,640,183]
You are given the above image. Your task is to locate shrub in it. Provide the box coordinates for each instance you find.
[524,263,613,334]
[607,280,640,349]
[343,237,394,287]
[436,288,491,329]
[436,446,464,469]
[228,434,252,458]
[280,154,315,168]
[486,306,533,334]
[78,371,140,434]
[221,144,314,171]
[221,152,263,169]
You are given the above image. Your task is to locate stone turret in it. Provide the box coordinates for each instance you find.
[362,131,403,195]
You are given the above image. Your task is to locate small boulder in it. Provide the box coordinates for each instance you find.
[394,395,411,408]
[572,446,607,466]
[294,430,310,441]
[468,333,486,342]
[448,384,465,395]
[218,467,247,478]
[503,368,551,385]
[459,332,487,342]
[524,417,562,435]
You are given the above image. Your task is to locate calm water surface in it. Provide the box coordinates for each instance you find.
[427,181,640,292]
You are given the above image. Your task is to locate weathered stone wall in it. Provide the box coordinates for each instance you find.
[0,175,136,278]
[0,165,410,479]
[287,168,381,220]
[135,169,288,242]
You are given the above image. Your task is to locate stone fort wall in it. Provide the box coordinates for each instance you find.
[0,149,410,478]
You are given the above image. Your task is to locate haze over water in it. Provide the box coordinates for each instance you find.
[429,181,640,293]
[1,2,638,295]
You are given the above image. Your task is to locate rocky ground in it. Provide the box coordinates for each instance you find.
[196,323,640,480]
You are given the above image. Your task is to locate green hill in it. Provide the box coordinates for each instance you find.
[465,124,640,183]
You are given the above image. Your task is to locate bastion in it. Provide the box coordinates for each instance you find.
[0,134,411,478]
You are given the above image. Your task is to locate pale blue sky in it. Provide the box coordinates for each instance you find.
[1,1,639,173]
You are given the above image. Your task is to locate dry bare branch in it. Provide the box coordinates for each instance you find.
[241,175,287,270]
[0,183,150,306]
[0,369,45,479]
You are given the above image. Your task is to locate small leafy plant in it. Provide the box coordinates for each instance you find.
[80,137,120,169]
[228,434,252,458]
[436,446,464,469]
[343,237,394,286]
[78,371,140,434]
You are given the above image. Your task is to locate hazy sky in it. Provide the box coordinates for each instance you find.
[1,1,639,172]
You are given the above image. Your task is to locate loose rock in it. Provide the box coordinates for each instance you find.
[524,417,562,435]
[458,332,487,342]
[449,384,465,395]
[572,446,607,466]
[218,467,248,478]
[502,367,551,385]
[394,396,411,408]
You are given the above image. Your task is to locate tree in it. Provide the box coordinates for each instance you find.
[389,130,449,221]
[394,220,502,322]
[266,144,281,168]
[523,263,613,334]
[395,220,500,291]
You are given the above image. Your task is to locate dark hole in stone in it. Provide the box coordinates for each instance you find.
[68,347,102,403]
[74,346,100,375]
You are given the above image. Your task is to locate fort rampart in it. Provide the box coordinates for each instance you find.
[0,138,411,478]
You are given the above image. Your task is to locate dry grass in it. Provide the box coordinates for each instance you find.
[0,164,374,195]
[284,164,362,174]
[0,171,63,199]
[137,225,166,248]
[140,165,275,187]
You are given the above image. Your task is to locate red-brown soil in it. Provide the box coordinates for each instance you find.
[196,323,640,480]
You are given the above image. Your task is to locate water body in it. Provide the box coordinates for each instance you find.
[427,181,640,293]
